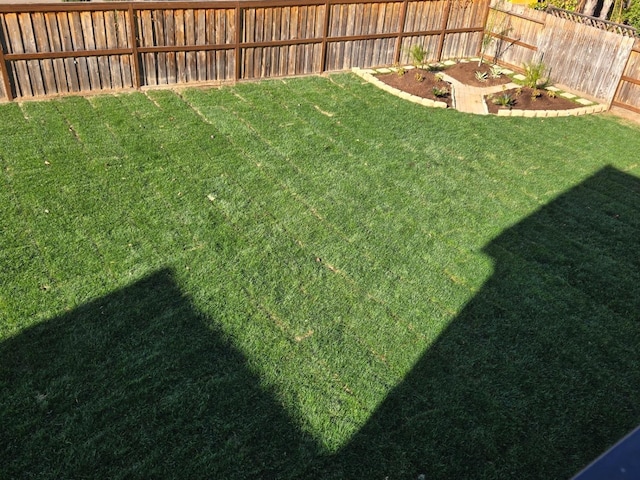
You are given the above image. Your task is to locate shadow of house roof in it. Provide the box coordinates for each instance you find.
[2,166,639,479]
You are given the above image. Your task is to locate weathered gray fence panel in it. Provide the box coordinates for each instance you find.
[537,15,634,102]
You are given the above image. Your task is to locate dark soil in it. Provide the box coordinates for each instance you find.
[443,61,511,88]
[375,60,586,114]
[375,68,453,107]
[485,87,581,114]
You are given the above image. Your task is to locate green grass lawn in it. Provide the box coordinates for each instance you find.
[1,73,639,479]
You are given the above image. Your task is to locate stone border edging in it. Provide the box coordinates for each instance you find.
[352,67,449,109]
[352,66,607,117]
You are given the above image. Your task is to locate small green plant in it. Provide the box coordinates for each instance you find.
[547,89,557,99]
[531,88,542,101]
[489,65,503,79]
[432,85,450,98]
[529,0,578,9]
[409,44,429,69]
[624,0,640,30]
[515,87,523,96]
[491,93,516,108]
[414,72,425,82]
[434,72,445,82]
[522,61,549,89]
[475,71,488,82]
[396,65,407,77]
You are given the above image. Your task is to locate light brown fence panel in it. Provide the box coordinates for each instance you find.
[325,1,402,70]
[537,15,634,102]
[442,0,487,59]
[2,13,35,97]
[484,2,544,68]
[136,6,235,86]
[400,0,446,64]
[612,39,640,114]
[241,4,324,78]
[1,7,135,99]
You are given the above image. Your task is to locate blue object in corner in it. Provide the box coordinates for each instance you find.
[572,425,640,480]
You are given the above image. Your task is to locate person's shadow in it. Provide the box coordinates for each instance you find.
[2,166,639,479]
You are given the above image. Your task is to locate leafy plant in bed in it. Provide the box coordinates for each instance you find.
[374,45,453,106]
[485,61,585,114]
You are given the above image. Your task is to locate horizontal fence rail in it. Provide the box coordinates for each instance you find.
[0,0,489,100]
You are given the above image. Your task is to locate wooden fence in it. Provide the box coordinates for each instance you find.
[612,39,640,114]
[1,0,639,115]
[0,0,489,101]
[484,0,640,114]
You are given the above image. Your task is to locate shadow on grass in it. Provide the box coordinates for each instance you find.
[0,269,319,479]
[2,166,639,479]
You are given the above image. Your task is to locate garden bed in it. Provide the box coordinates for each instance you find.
[485,86,585,114]
[375,68,453,107]
[368,59,603,116]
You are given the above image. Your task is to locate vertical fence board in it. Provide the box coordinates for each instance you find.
[80,11,100,89]
[184,9,196,82]
[68,12,90,91]
[45,13,69,94]
[0,15,9,99]
[93,12,112,89]
[117,10,133,88]
[33,12,57,94]
[139,10,156,85]
[163,9,176,84]
[196,9,206,81]
[20,13,45,96]
[58,12,81,93]
[5,13,32,97]
[105,11,123,89]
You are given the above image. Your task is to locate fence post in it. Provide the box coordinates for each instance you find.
[0,15,14,101]
[235,4,242,81]
[477,0,492,59]
[436,0,452,61]
[320,0,331,73]
[127,4,141,89]
[393,0,409,65]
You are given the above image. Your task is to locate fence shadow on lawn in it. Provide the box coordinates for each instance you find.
[2,166,639,479]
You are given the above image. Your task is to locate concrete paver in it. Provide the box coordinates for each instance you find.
[439,72,518,115]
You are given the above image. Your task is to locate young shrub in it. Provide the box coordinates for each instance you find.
[432,85,449,98]
[489,65,503,78]
[414,72,425,82]
[491,93,516,108]
[409,44,429,69]
[547,89,557,99]
[475,71,489,82]
[522,61,549,89]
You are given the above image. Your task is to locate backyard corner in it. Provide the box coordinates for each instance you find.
[1,73,640,479]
